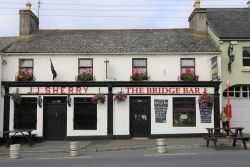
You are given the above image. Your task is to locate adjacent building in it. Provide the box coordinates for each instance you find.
[189,1,250,132]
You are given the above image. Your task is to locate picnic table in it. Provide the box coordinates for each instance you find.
[205,127,249,150]
[3,129,36,147]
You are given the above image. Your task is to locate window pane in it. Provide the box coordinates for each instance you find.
[14,98,37,129]
[79,68,93,74]
[235,86,240,91]
[74,98,97,130]
[243,48,250,57]
[242,86,248,91]
[223,91,227,97]
[19,59,33,67]
[243,59,250,66]
[243,92,248,98]
[133,59,146,67]
[235,92,240,97]
[181,59,195,67]
[132,68,147,74]
[79,59,92,67]
[173,97,196,127]
[181,67,195,74]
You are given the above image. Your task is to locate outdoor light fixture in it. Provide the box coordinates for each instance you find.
[67,95,72,107]
[228,43,235,73]
[37,96,42,108]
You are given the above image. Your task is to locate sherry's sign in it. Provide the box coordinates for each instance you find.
[10,86,214,95]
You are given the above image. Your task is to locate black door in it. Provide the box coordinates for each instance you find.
[44,97,67,139]
[130,97,150,137]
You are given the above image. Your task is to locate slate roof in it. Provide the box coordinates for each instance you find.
[5,29,219,53]
[207,8,250,39]
[0,37,18,52]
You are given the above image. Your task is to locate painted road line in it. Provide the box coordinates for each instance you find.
[144,153,197,157]
[39,156,91,160]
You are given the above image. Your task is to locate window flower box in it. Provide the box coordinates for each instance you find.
[130,72,149,81]
[114,91,127,103]
[180,69,199,81]
[77,72,94,81]
[91,93,106,104]
[16,69,33,81]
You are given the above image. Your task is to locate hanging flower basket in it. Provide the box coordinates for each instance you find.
[91,93,106,104]
[16,69,33,81]
[114,91,127,103]
[130,72,149,81]
[198,92,214,109]
[180,69,199,81]
[77,72,94,81]
[12,91,22,104]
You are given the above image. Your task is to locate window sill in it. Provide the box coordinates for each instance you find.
[241,69,250,72]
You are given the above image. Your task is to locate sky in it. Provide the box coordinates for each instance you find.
[0,0,249,37]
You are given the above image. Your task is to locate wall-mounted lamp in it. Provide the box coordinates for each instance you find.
[2,59,7,65]
[37,96,42,108]
[228,43,235,73]
[67,95,72,107]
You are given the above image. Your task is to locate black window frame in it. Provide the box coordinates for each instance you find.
[180,58,195,74]
[18,59,34,80]
[132,58,147,75]
[73,97,97,130]
[78,58,93,75]
[173,97,196,127]
[243,47,250,67]
[14,97,37,130]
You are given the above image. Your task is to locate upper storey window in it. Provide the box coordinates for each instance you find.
[16,59,34,81]
[77,58,94,81]
[243,48,250,67]
[131,58,148,81]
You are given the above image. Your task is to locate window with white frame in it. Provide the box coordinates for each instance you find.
[243,48,250,67]
[223,85,250,98]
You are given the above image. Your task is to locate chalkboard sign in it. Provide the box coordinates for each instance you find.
[154,99,168,123]
[200,104,213,123]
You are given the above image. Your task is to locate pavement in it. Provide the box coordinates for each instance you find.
[0,137,249,157]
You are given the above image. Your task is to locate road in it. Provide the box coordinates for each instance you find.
[0,148,250,167]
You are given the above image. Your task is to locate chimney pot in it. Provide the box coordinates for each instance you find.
[26,2,32,10]
[193,0,200,9]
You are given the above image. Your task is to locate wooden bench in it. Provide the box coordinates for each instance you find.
[3,129,36,147]
[205,127,249,150]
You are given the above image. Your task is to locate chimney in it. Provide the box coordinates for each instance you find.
[19,2,39,37]
[188,0,207,33]
[193,0,200,9]
[247,0,250,8]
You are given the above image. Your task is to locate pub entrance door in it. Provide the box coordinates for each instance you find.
[130,97,151,137]
[44,97,67,139]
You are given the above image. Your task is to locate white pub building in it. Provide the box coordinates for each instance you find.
[0,3,221,140]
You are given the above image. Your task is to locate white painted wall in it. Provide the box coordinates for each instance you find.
[113,94,214,135]
[8,93,108,137]
[2,53,220,82]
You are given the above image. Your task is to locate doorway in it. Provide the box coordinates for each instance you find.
[130,97,151,137]
[43,97,67,139]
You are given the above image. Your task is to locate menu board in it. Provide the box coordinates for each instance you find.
[200,104,213,123]
[154,99,168,123]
